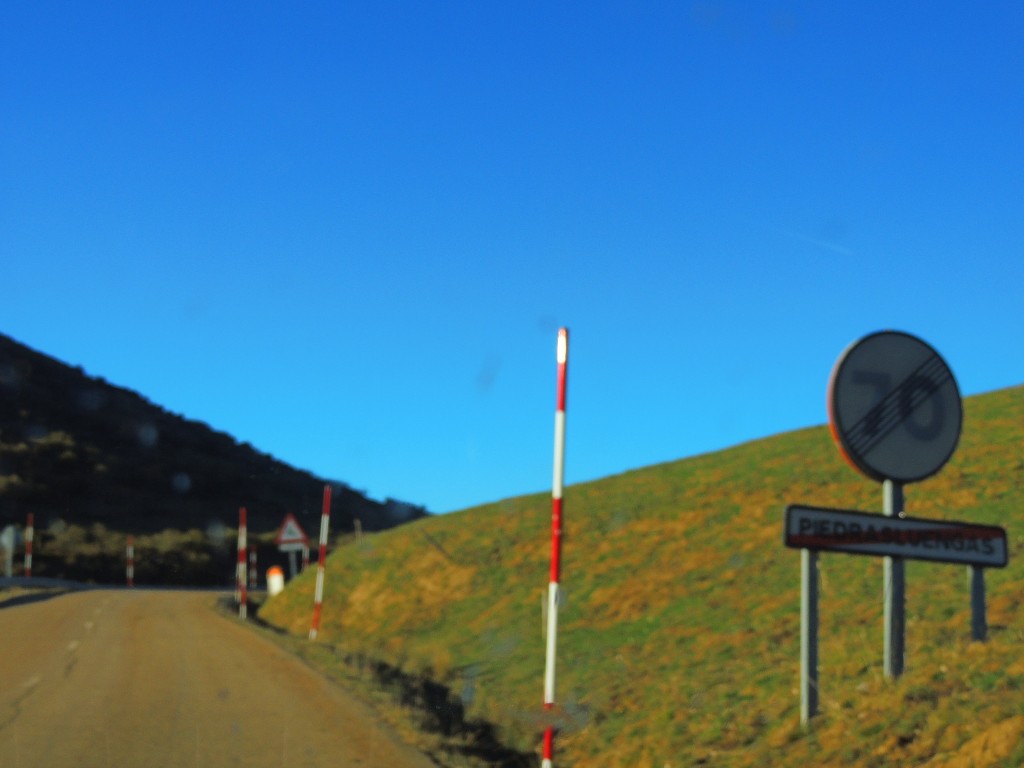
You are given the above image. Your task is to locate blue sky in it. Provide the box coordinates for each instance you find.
[2,2,1021,514]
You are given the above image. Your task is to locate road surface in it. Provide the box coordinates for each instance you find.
[0,589,436,768]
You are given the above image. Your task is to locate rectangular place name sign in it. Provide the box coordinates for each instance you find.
[784,504,1008,568]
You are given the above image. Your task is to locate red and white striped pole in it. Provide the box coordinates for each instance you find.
[126,535,135,588]
[237,507,248,620]
[24,513,33,577]
[543,327,568,768]
[309,485,332,640]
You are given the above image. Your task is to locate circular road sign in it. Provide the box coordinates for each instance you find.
[828,331,962,484]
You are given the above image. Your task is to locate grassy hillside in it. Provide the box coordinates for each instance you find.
[260,384,1024,767]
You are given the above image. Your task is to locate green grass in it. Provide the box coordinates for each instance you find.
[260,384,1024,767]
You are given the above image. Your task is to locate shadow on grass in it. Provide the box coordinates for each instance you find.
[221,597,536,768]
[364,656,536,768]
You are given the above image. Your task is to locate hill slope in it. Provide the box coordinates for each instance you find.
[0,333,426,583]
[261,384,1024,767]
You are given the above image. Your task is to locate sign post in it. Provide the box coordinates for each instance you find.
[828,331,962,682]
[237,507,248,620]
[969,566,986,641]
[274,513,309,579]
[800,547,819,725]
[249,546,257,591]
[24,513,33,578]
[785,501,1008,723]
[1,525,16,578]
[882,480,905,679]
[786,331,1010,725]
[127,535,135,588]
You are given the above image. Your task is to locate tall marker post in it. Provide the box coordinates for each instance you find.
[249,546,258,591]
[126,535,135,588]
[0,526,12,578]
[309,485,332,640]
[237,507,248,620]
[24,513,33,578]
[543,328,568,768]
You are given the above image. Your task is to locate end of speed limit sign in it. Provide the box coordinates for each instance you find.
[827,331,962,484]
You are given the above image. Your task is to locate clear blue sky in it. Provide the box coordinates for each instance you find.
[2,2,1021,514]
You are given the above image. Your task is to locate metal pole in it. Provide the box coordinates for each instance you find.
[969,565,986,641]
[883,480,905,679]
[3,535,11,578]
[24,513,34,578]
[800,548,819,725]
[542,328,568,768]
[237,507,248,620]
[249,546,257,591]
[126,535,135,588]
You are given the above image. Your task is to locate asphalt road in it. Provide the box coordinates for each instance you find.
[0,589,436,768]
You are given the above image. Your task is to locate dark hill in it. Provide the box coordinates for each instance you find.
[0,333,426,584]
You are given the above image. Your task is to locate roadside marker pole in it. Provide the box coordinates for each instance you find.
[309,485,332,640]
[302,544,310,572]
[543,328,568,768]
[237,507,248,620]
[24,513,33,577]
[126,536,135,588]
[249,546,258,591]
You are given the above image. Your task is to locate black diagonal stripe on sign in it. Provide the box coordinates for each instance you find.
[846,356,950,456]
[845,354,950,457]
[844,354,944,453]
[846,357,950,457]
[849,358,951,456]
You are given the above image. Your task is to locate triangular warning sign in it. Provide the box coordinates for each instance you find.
[274,513,309,546]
